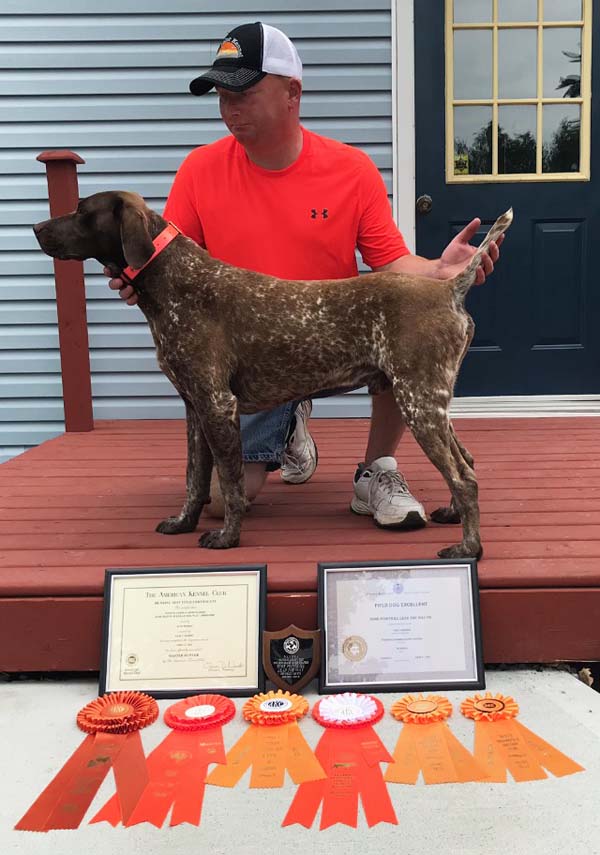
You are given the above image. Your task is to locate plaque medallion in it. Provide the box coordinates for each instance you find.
[262,624,321,692]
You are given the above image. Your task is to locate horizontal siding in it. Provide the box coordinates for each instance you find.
[0,1,394,462]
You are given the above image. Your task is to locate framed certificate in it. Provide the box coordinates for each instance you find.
[318,560,484,694]
[99,564,266,698]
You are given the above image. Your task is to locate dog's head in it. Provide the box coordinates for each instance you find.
[33,190,156,271]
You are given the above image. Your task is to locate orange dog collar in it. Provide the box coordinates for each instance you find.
[121,221,181,284]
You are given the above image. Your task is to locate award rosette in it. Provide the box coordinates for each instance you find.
[461,692,585,782]
[15,691,158,832]
[283,693,398,829]
[206,690,325,789]
[384,694,488,785]
[91,694,235,827]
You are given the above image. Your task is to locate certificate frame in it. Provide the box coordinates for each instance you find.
[99,564,267,698]
[318,559,484,694]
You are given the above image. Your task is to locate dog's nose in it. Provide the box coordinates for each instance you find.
[32,221,47,235]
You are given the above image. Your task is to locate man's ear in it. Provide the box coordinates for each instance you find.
[119,202,155,269]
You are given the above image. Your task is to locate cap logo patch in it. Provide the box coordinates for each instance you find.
[216,38,243,60]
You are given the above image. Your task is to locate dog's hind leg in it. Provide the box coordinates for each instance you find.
[393,385,481,559]
[430,424,474,525]
[156,401,213,534]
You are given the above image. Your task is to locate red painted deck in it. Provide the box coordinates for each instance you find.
[1,417,600,671]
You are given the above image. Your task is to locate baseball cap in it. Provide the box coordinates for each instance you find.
[189,22,302,96]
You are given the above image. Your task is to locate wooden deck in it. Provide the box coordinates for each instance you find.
[1,416,600,671]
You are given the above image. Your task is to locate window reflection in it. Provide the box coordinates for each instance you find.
[498,106,537,173]
[543,28,581,98]
[497,0,537,22]
[453,0,492,23]
[454,107,492,175]
[543,104,580,172]
[454,30,493,99]
[498,29,537,98]
[544,0,582,21]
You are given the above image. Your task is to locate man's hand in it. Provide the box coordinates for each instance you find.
[104,266,138,305]
[437,218,504,285]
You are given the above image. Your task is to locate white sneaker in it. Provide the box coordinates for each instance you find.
[280,400,318,484]
[350,456,427,529]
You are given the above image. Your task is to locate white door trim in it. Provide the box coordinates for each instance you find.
[451,395,600,417]
[391,0,416,252]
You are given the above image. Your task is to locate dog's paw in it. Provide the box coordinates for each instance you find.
[438,542,483,560]
[199,528,240,549]
[156,515,197,535]
[430,506,461,525]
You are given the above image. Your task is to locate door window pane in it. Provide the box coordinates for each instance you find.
[542,104,580,172]
[454,106,492,174]
[498,0,537,22]
[454,0,492,23]
[544,0,582,21]
[454,30,492,99]
[543,27,582,98]
[498,29,538,98]
[498,105,537,173]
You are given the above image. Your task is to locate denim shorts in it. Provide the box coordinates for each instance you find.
[240,385,364,472]
[240,401,300,472]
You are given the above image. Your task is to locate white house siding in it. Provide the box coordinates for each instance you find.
[0,0,400,463]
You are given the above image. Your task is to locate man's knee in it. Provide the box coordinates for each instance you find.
[204,463,268,518]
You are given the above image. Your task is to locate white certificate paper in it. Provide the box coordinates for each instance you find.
[102,568,262,694]
[323,563,481,688]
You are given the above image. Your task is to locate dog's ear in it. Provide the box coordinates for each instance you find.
[119,200,155,270]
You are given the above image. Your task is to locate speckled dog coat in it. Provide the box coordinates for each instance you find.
[33,191,512,558]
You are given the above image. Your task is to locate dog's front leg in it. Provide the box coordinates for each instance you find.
[156,401,213,534]
[197,391,245,550]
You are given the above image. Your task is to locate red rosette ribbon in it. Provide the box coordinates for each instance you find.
[384,694,488,785]
[283,693,397,830]
[15,692,158,832]
[91,694,235,828]
[461,693,585,782]
[206,691,325,790]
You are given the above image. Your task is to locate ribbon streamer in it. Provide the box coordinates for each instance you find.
[91,694,235,827]
[206,690,325,789]
[15,692,158,832]
[384,694,488,785]
[283,693,398,829]
[461,692,585,782]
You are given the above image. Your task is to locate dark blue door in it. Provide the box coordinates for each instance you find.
[415,0,600,395]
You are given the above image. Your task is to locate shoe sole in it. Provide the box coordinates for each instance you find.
[350,496,427,530]
[280,440,319,485]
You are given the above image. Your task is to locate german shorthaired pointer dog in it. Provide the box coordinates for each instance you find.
[33,191,512,558]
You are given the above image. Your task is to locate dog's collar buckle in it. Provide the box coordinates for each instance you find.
[121,221,182,284]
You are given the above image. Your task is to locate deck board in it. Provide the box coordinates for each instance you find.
[1,417,600,670]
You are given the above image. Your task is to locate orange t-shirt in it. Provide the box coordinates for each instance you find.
[163,126,410,280]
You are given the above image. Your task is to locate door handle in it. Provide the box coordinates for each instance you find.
[416,194,433,215]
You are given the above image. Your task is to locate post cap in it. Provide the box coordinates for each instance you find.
[37,150,85,165]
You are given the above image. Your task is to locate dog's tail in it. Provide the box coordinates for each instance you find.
[452,208,513,303]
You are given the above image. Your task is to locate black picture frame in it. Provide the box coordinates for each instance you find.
[99,564,267,698]
[318,559,484,694]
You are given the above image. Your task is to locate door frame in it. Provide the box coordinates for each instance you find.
[391,0,600,416]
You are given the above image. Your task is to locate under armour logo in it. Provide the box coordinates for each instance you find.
[310,209,329,219]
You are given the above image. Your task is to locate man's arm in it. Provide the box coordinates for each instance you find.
[373,254,443,278]
[372,218,502,285]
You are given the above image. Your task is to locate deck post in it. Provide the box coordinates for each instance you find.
[36,150,93,432]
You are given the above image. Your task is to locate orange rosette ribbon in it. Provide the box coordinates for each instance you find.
[91,694,235,827]
[283,693,398,830]
[15,692,158,832]
[206,690,325,789]
[461,692,584,782]
[384,694,488,785]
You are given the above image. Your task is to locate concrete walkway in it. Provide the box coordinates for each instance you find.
[2,669,599,855]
